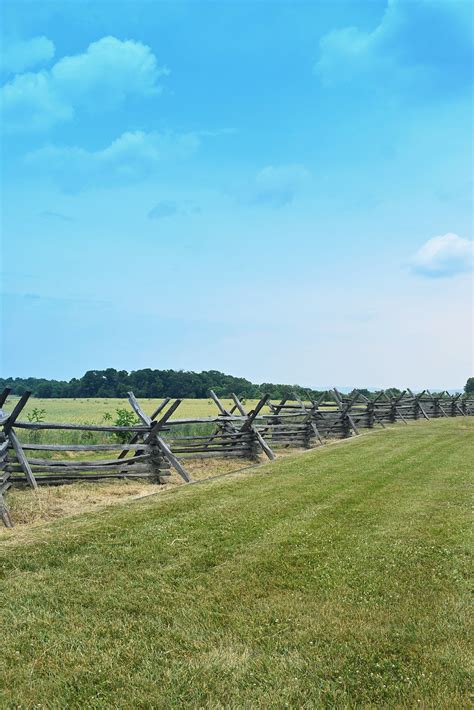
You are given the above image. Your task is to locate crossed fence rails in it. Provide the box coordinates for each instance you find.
[1,387,473,527]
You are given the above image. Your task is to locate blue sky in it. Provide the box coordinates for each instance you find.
[1,0,473,389]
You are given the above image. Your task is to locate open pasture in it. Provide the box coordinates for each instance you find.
[3,396,269,423]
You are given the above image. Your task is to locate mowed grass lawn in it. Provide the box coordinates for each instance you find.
[0,419,472,708]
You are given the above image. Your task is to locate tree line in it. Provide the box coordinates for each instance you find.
[1,369,470,400]
[0,368,323,400]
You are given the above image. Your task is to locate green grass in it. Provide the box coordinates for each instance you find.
[1,418,472,708]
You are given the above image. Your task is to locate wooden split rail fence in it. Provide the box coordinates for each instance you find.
[1,387,473,527]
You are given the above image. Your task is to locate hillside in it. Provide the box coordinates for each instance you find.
[1,419,472,708]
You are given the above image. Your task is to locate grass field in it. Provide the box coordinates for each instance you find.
[2,395,286,449]
[3,396,268,422]
[0,418,472,707]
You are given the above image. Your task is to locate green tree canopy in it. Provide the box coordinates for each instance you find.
[0,369,324,400]
[464,377,474,394]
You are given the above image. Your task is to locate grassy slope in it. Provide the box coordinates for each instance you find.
[0,419,472,708]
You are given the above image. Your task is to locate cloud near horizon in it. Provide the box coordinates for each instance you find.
[410,233,473,278]
[1,36,168,131]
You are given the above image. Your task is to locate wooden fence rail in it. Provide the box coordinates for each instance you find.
[0,387,473,527]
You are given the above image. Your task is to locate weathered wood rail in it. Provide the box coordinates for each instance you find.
[1,386,473,527]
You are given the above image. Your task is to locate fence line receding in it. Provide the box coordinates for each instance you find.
[1,387,473,527]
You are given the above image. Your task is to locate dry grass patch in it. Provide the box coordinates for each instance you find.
[1,455,267,534]
[2,480,156,530]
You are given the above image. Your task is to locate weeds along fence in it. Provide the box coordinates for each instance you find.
[1,386,473,527]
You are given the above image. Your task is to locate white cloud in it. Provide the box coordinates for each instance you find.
[51,36,166,105]
[315,0,473,94]
[25,130,200,191]
[411,233,473,278]
[2,71,73,131]
[1,36,55,74]
[251,164,311,208]
[1,36,168,131]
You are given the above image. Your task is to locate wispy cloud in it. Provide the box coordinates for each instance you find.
[1,36,168,131]
[25,130,200,191]
[410,233,473,278]
[315,0,473,96]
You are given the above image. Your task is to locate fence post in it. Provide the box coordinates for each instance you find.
[293,391,323,447]
[147,423,167,483]
[1,391,38,490]
[127,392,191,483]
[366,391,386,428]
[332,389,359,437]
[207,390,243,447]
[0,435,12,527]
[386,391,407,424]
[412,390,430,421]
[451,394,464,417]
[232,393,275,461]
[117,398,171,460]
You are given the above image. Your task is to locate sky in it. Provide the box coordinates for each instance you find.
[1,0,473,390]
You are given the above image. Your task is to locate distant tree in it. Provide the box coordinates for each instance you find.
[0,370,379,402]
[465,377,474,394]
[36,383,53,398]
